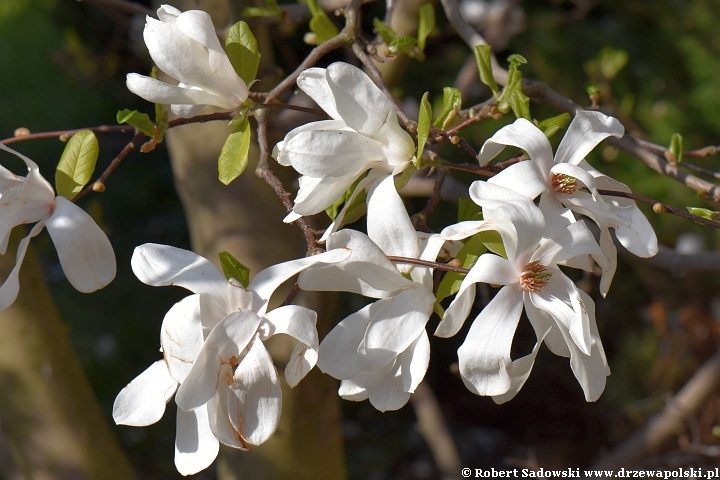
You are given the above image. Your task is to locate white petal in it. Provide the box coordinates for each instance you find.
[175,404,220,476]
[531,221,603,267]
[175,310,263,411]
[228,339,282,445]
[361,286,435,369]
[488,160,547,199]
[554,110,624,166]
[157,5,181,21]
[291,173,358,217]
[131,243,227,304]
[126,74,235,109]
[113,360,177,426]
[0,221,45,312]
[261,305,319,387]
[286,341,318,388]
[477,118,554,175]
[525,299,570,357]
[161,294,205,384]
[317,303,373,379]
[457,285,524,396]
[399,331,430,393]
[296,68,341,120]
[249,248,351,316]
[207,386,248,450]
[274,120,348,166]
[597,228,617,297]
[435,254,518,338]
[491,325,549,405]
[338,378,370,401]
[171,103,207,118]
[367,360,411,412]
[538,192,575,239]
[46,197,116,292]
[325,63,415,155]
[320,169,385,241]
[366,175,419,265]
[411,233,447,289]
[550,162,600,198]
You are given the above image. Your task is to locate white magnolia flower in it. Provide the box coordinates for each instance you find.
[299,229,443,411]
[438,183,609,401]
[0,143,115,311]
[272,62,416,240]
[113,243,350,475]
[477,110,658,295]
[127,5,249,118]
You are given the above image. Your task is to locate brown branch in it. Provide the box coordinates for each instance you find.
[412,168,447,232]
[72,131,144,202]
[387,256,470,274]
[592,348,720,468]
[1,125,134,145]
[253,108,318,249]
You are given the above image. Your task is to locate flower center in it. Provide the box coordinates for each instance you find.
[551,173,577,194]
[520,261,552,293]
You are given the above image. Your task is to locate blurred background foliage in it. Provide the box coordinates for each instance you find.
[2,0,720,477]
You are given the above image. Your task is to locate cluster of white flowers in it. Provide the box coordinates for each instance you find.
[0,5,660,476]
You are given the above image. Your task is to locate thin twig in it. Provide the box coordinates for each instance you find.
[2,125,134,145]
[412,169,447,232]
[387,256,469,274]
[677,161,720,181]
[73,131,144,202]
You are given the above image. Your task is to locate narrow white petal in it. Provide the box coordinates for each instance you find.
[261,305,319,387]
[477,118,554,175]
[538,192,575,239]
[249,248,351,316]
[550,162,600,197]
[228,340,282,445]
[175,310,262,411]
[175,404,220,476]
[491,325,549,405]
[285,340,318,388]
[113,360,177,426]
[411,233,447,289]
[457,285,524,396]
[367,360,411,412]
[531,221,603,267]
[291,173,358,217]
[131,243,228,304]
[0,221,45,312]
[161,294,205,384]
[366,175,419,264]
[320,169,385,241]
[207,386,248,450]
[597,228,617,297]
[554,110,624,166]
[317,303,373,379]
[399,331,430,393]
[488,160,547,199]
[338,378,370,401]
[126,74,235,109]
[171,103,207,118]
[435,254,518,338]
[46,197,116,292]
[525,300,570,357]
[296,67,341,120]
[273,120,347,166]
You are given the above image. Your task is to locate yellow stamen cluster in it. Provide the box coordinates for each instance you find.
[520,261,552,293]
[551,173,577,194]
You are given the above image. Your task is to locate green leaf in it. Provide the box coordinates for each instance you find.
[507,54,527,68]
[457,198,481,221]
[308,0,339,44]
[243,0,281,18]
[373,18,396,44]
[389,36,417,55]
[536,113,571,138]
[116,109,154,137]
[669,133,683,164]
[476,230,506,258]
[497,55,530,120]
[416,92,432,166]
[435,234,487,304]
[433,87,462,129]
[56,130,99,199]
[687,207,720,221]
[325,174,368,227]
[225,21,261,85]
[218,118,252,185]
[219,251,250,287]
[417,3,435,53]
[473,45,498,95]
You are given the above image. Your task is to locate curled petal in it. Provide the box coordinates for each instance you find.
[367,360,411,412]
[113,360,177,426]
[296,68,341,120]
[161,294,205,384]
[399,331,430,394]
[175,404,220,476]
[477,118,554,174]
[261,305,319,387]
[457,285,524,396]
[554,110,624,166]
[126,74,236,110]
[488,160,547,199]
[491,326,549,405]
[228,339,282,446]
[317,303,374,380]
[0,221,45,312]
[207,385,248,450]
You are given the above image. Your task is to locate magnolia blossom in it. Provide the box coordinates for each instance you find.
[127,5,249,118]
[0,143,115,311]
[477,110,658,295]
[438,182,609,401]
[272,62,416,239]
[113,243,350,475]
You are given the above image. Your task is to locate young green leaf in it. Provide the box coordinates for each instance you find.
[219,251,250,287]
[308,0,339,43]
[687,207,720,221]
[373,18,396,44]
[457,198,481,221]
[56,130,99,199]
[433,87,462,129]
[417,3,435,53]
[389,36,417,55]
[497,55,530,120]
[536,113,571,138]
[476,230,506,258]
[416,92,432,166]
[218,118,252,185]
[669,133,683,165]
[116,109,155,137]
[225,21,261,85]
[473,45,499,95]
